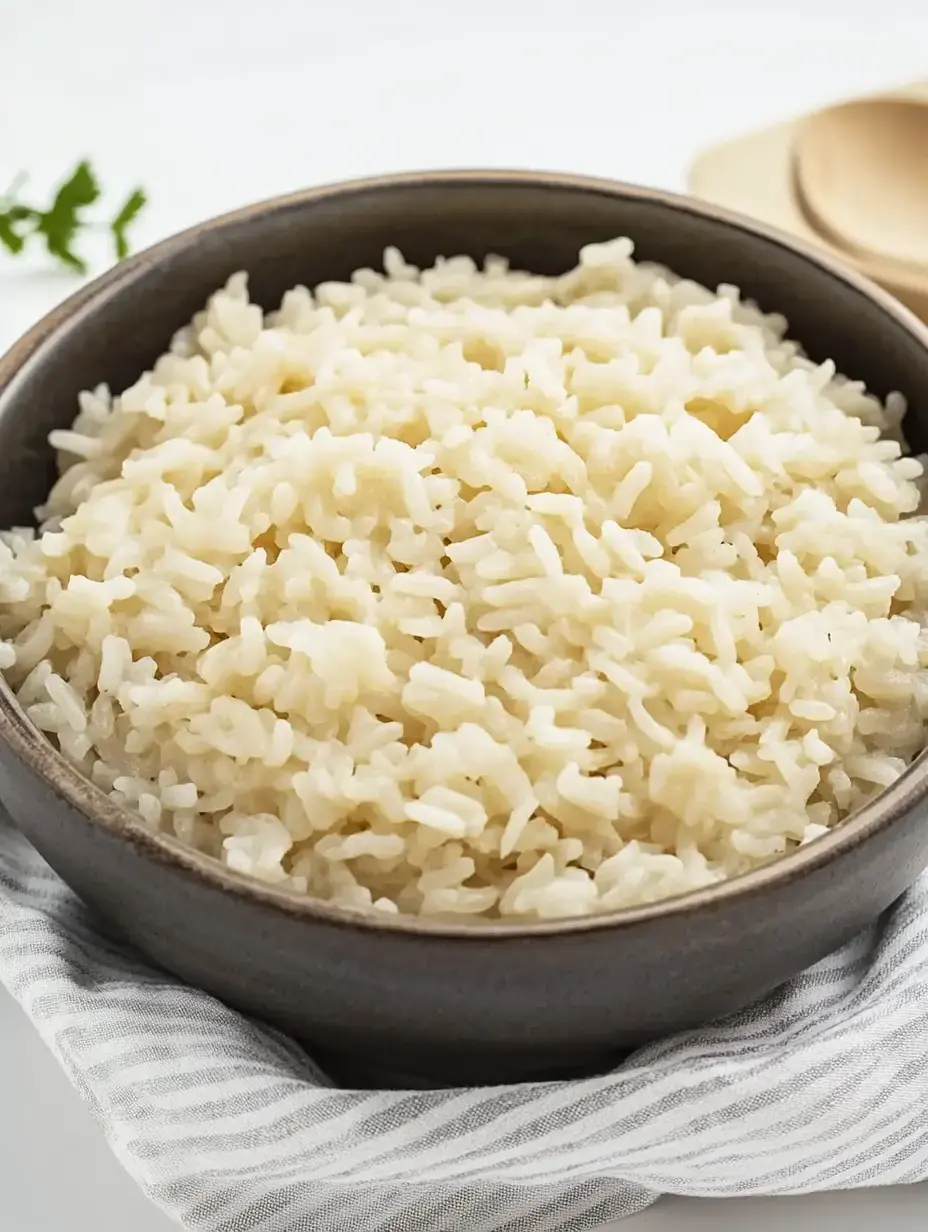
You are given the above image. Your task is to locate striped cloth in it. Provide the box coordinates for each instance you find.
[2,808,928,1232]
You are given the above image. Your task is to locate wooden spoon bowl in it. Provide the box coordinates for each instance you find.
[794,97,928,272]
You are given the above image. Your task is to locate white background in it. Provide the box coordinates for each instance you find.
[3,0,928,1227]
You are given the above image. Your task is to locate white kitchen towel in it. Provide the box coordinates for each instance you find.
[2,808,928,1232]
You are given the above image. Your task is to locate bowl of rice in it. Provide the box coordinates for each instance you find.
[2,170,928,1086]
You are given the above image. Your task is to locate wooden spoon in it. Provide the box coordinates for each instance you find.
[793,97,928,271]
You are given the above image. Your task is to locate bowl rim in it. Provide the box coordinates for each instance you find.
[2,166,928,941]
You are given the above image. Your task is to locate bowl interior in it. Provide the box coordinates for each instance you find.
[2,171,928,938]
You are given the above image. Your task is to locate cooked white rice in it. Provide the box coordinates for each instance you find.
[2,238,928,919]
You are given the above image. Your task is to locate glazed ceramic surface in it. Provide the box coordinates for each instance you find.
[2,172,928,1086]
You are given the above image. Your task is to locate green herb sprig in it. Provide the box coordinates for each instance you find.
[0,161,147,273]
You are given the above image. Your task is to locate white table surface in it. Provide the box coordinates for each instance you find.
[3,1,928,1227]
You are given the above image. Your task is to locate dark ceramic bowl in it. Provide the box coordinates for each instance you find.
[2,171,928,1088]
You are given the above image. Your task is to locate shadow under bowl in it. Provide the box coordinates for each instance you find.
[2,171,928,1088]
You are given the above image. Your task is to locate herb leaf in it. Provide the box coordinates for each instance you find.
[0,160,148,272]
[32,160,101,273]
[0,206,34,255]
[110,187,147,261]
[0,174,37,256]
